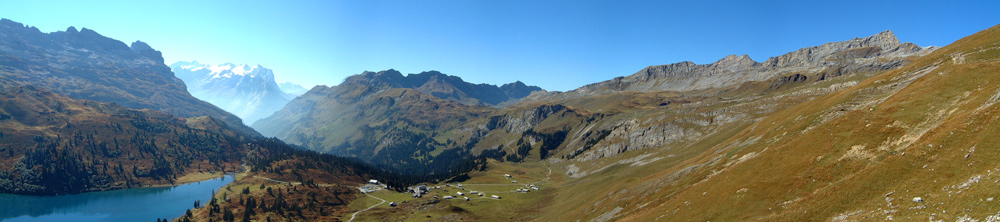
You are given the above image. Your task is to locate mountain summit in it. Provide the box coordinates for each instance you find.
[341,69,545,106]
[170,61,295,125]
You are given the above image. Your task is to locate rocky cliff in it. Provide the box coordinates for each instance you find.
[0,19,255,135]
[540,31,935,99]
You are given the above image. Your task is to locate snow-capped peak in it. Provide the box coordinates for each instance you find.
[176,62,265,79]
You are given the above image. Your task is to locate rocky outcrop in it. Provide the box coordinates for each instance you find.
[547,30,935,98]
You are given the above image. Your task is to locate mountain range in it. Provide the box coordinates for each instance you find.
[170,61,296,125]
[3,16,1000,221]
[323,25,1000,221]
[278,81,309,96]
[0,19,421,221]
[254,30,934,175]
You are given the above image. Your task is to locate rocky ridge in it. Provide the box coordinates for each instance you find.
[535,30,936,99]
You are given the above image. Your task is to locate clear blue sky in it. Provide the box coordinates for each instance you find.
[2,0,998,91]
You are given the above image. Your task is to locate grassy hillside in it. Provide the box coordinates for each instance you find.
[556,23,1000,221]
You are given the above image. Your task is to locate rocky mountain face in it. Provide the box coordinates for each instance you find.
[170,61,294,125]
[0,19,255,135]
[534,30,935,100]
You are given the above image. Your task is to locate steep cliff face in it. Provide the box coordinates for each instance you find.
[170,61,294,125]
[541,30,934,99]
[0,19,255,135]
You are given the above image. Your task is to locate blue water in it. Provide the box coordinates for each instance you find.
[0,175,234,222]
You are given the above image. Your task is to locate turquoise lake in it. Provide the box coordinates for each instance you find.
[0,175,233,222]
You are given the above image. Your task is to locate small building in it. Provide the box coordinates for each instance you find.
[512,180,518,183]
[464,197,470,201]
[478,193,484,196]
[369,179,378,184]
[492,195,501,199]
[443,196,454,199]
[470,191,478,194]
[457,184,463,187]
[389,202,397,207]
[408,185,429,194]
[457,192,464,196]
[504,174,511,177]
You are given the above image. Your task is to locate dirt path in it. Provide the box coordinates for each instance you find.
[349,192,386,222]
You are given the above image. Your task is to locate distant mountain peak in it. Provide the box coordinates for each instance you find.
[858,30,901,50]
[342,69,543,106]
[560,29,934,96]
[715,54,757,67]
[173,61,273,80]
[129,40,163,63]
[169,61,292,124]
[867,30,898,43]
[278,82,309,96]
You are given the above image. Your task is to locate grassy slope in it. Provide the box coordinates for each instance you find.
[602,24,1000,221]
[350,160,558,221]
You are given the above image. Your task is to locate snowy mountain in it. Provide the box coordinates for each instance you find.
[170,61,295,125]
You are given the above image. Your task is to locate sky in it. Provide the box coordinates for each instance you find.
[2,0,999,91]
